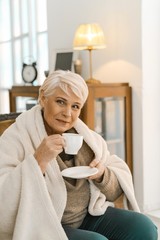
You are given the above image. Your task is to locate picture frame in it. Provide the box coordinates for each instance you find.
[52,48,79,72]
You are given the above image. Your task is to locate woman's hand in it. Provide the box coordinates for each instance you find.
[34,134,65,173]
[88,159,105,182]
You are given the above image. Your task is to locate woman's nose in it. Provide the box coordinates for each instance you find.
[63,107,72,117]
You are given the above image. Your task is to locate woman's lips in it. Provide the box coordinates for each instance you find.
[56,119,70,124]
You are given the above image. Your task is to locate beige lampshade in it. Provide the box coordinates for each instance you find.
[73,23,106,50]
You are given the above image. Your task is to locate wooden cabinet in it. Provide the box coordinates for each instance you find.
[9,85,40,112]
[9,83,132,171]
[81,83,132,172]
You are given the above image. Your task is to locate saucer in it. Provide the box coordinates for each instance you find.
[61,166,98,179]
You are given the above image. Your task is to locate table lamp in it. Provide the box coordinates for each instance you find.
[73,23,106,84]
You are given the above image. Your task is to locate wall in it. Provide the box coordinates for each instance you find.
[47,0,160,212]
[141,0,160,211]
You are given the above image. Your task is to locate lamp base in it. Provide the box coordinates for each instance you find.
[86,78,101,84]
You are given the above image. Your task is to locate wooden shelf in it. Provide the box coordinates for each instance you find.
[81,83,132,172]
[9,85,40,112]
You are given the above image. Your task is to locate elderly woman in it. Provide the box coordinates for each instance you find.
[0,70,157,240]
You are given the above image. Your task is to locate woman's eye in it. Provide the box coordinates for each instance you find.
[56,99,65,105]
[72,104,80,110]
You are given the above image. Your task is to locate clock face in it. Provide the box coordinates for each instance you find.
[22,64,37,83]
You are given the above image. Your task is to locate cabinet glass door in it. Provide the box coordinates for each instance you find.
[16,97,38,112]
[94,97,125,160]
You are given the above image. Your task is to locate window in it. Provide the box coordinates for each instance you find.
[0,0,48,113]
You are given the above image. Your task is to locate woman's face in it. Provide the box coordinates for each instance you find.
[41,87,83,134]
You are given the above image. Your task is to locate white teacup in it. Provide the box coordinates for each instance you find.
[62,133,83,155]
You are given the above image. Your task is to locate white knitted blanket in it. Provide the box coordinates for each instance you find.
[0,105,139,240]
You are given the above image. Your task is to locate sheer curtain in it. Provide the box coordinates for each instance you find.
[0,0,48,113]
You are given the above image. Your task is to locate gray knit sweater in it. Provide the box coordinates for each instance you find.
[58,134,122,228]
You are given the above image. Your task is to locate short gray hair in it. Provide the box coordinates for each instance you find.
[38,70,88,106]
